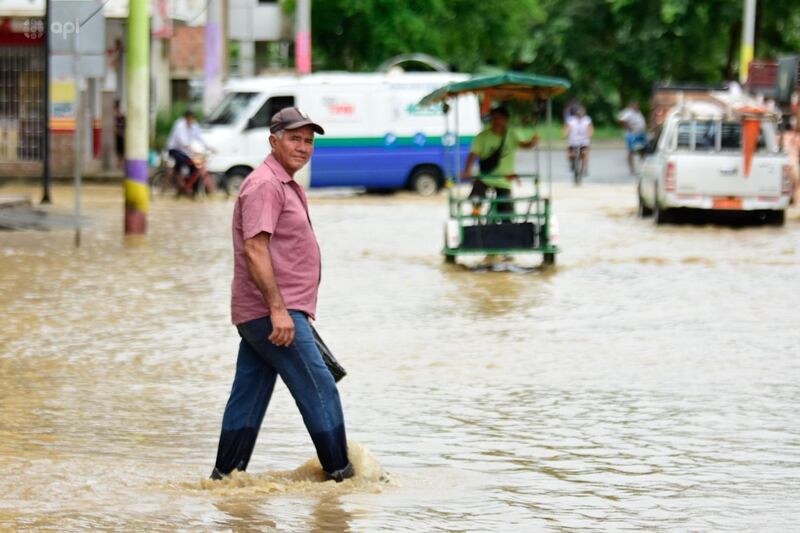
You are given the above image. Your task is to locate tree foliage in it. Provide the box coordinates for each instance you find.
[285,0,800,124]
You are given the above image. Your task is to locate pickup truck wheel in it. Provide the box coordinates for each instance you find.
[653,192,670,225]
[765,210,786,226]
[653,184,669,226]
[638,189,653,218]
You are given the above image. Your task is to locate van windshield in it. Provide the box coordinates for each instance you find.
[204,92,257,126]
[676,120,774,152]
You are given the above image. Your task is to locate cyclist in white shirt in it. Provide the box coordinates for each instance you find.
[564,106,593,176]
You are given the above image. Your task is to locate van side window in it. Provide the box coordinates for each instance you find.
[249,96,295,129]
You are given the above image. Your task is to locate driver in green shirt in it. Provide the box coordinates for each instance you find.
[461,106,539,217]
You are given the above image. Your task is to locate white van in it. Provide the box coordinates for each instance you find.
[201,72,481,195]
[638,93,792,225]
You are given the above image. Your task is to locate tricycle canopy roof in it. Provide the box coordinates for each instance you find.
[418,71,571,106]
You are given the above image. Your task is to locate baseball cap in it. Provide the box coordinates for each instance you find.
[270,107,325,135]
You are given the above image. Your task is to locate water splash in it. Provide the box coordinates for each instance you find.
[192,442,391,495]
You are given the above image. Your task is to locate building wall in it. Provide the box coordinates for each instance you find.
[1,15,109,178]
[228,0,285,42]
[0,18,46,177]
[170,25,204,77]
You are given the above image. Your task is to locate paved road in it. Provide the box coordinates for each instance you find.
[306,148,638,198]
[4,147,638,193]
[516,147,638,185]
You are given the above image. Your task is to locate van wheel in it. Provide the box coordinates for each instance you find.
[224,167,251,197]
[409,166,441,196]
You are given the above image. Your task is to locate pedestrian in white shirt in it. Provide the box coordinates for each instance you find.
[617,101,647,174]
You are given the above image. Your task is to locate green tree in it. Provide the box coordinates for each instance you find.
[283,0,800,124]
[301,0,544,72]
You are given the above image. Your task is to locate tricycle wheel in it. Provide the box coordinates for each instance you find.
[543,252,556,266]
[444,254,456,264]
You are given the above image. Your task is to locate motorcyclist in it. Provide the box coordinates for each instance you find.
[166,110,212,190]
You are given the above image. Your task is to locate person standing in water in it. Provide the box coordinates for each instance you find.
[113,100,125,170]
[617,101,647,174]
[210,107,354,482]
[780,118,800,204]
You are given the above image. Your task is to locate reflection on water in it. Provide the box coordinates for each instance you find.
[1,183,799,530]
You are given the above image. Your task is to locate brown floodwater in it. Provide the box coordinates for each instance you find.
[1,183,799,531]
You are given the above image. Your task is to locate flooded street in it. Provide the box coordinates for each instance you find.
[1,180,799,531]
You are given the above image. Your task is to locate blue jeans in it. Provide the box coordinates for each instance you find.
[168,148,196,175]
[213,311,351,479]
[625,132,647,152]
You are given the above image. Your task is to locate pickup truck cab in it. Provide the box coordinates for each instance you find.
[638,94,792,225]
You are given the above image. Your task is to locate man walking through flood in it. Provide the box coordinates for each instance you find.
[617,100,647,174]
[210,107,354,482]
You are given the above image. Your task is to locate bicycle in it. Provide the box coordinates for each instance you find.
[149,150,176,196]
[149,149,216,198]
[568,145,588,185]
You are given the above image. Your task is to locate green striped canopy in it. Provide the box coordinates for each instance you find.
[419,71,571,105]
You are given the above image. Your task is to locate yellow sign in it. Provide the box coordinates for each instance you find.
[51,81,75,102]
[51,81,76,119]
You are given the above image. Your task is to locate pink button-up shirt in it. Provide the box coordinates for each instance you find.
[231,155,321,325]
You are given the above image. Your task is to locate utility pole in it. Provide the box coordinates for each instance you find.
[739,0,756,85]
[204,0,225,114]
[124,0,149,234]
[41,0,51,204]
[72,22,82,246]
[295,0,311,74]
[151,0,171,116]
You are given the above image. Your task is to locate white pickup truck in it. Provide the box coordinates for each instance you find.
[638,95,792,225]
